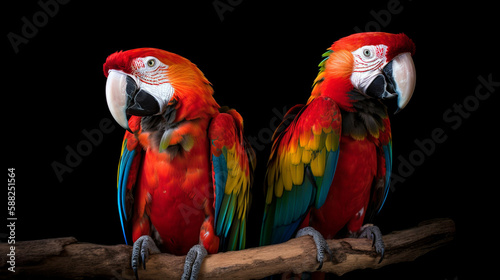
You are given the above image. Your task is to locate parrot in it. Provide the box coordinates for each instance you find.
[103,48,255,280]
[260,32,416,274]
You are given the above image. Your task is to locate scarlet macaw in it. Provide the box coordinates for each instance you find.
[260,32,416,270]
[103,48,255,279]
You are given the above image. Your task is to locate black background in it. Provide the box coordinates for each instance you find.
[4,1,498,279]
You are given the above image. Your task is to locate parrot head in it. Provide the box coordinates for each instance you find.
[103,48,218,131]
[311,32,416,112]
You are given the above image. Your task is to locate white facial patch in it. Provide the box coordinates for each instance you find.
[131,56,175,113]
[139,80,174,113]
[350,44,388,95]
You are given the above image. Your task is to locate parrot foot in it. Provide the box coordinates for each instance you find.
[358,224,385,263]
[296,226,333,270]
[131,235,161,279]
[181,244,208,280]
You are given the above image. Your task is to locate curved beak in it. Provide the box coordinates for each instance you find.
[105,70,162,131]
[106,70,131,131]
[383,52,416,112]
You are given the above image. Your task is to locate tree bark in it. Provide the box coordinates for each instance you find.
[0,218,455,279]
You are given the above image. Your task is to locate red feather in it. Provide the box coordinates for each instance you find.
[330,32,415,61]
[107,48,253,257]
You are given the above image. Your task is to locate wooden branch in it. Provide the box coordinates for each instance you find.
[0,218,455,279]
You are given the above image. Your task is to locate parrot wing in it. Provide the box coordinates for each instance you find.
[367,117,392,220]
[209,109,255,251]
[260,96,342,245]
[116,117,144,245]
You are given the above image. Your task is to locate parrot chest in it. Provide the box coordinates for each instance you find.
[310,136,378,238]
[136,134,213,255]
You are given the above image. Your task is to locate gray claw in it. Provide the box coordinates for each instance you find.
[296,227,332,270]
[181,244,208,280]
[359,224,385,263]
[131,235,161,279]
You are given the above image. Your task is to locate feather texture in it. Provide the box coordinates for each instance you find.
[209,111,255,251]
[107,49,254,257]
[260,96,341,246]
[260,33,412,247]
[116,128,143,245]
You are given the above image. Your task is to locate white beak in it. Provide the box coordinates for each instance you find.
[391,52,416,111]
[105,70,130,130]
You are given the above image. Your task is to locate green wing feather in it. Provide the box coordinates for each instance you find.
[209,111,255,251]
[261,96,342,245]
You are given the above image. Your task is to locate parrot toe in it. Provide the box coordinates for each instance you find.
[181,244,208,280]
[358,224,385,264]
[296,227,333,270]
[131,235,161,279]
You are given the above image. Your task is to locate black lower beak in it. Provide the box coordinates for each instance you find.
[126,89,161,116]
[365,61,397,100]
[125,76,161,116]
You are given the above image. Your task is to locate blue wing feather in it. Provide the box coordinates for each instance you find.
[209,112,254,252]
[223,195,236,237]
[117,139,137,245]
[212,150,228,232]
[377,142,392,214]
[261,96,342,246]
[270,149,339,245]
[270,179,315,244]
[315,149,339,209]
[272,217,303,244]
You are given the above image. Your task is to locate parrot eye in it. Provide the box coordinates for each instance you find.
[363,48,372,57]
[147,59,156,67]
